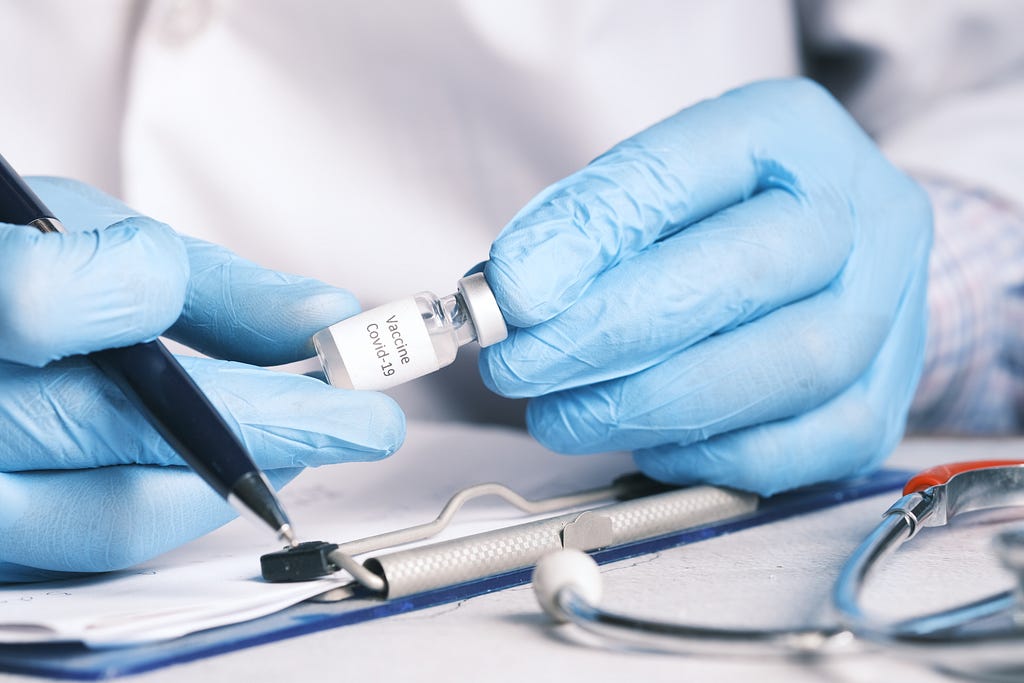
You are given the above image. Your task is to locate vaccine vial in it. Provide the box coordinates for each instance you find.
[312,272,508,391]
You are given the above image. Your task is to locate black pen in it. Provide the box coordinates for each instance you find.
[0,153,299,549]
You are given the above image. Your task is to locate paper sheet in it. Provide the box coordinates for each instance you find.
[0,422,634,647]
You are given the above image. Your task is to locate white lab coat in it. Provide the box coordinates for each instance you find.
[3,1,1023,421]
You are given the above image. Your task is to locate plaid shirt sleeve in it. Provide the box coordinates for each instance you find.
[907,176,1024,434]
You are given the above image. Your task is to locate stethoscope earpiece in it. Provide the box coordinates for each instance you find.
[531,549,603,623]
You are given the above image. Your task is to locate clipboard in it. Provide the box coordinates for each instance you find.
[0,467,910,680]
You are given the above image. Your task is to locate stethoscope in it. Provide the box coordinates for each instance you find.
[531,460,1024,681]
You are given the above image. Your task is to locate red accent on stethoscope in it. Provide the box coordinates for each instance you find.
[903,459,1024,495]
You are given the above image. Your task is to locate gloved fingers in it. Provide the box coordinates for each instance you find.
[487,78,865,328]
[0,178,188,367]
[523,198,930,454]
[0,466,299,577]
[0,354,405,472]
[524,285,888,454]
[631,257,930,497]
[481,188,851,397]
[511,114,931,450]
[167,237,361,366]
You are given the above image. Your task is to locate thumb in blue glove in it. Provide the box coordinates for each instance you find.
[0,178,404,581]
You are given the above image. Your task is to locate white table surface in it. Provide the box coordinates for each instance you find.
[2,426,1021,683]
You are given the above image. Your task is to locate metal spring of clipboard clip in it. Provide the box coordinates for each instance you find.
[260,474,758,599]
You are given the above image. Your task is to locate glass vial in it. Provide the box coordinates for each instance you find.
[312,272,508,390]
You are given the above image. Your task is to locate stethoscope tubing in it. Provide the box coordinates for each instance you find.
[554,584,1024,675]
[541,461,1024,678]
[833,492,931,633]
[553,587,858,657]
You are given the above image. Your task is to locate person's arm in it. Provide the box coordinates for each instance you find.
[802,0,1024,433]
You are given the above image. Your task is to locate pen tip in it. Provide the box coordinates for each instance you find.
[279,524,300,548]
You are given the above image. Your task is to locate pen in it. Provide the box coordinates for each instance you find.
[0,152,299,548]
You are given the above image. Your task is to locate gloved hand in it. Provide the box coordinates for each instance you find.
[482,78,932,496]
[0,177,404,582]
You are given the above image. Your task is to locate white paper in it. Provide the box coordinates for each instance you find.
[0,422,633,647]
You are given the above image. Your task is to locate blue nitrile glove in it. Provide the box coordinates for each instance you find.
[481,78,932,496]
[0,177,404,582]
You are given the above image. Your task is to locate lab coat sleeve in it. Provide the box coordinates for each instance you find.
[801,0,1024,204]
[801,0,1024,433]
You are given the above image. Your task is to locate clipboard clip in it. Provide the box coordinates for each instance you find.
[260,474,757,600]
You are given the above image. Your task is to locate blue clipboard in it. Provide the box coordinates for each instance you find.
[0,469,911,680]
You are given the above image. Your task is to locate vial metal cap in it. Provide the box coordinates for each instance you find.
[457,273,508,347]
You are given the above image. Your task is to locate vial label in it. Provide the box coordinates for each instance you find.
[321,297,440,390]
